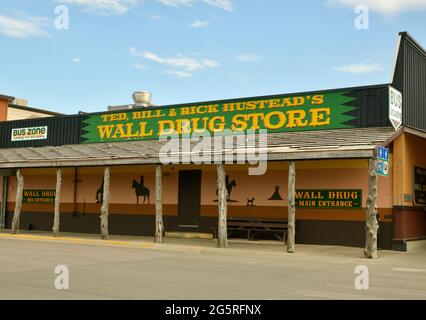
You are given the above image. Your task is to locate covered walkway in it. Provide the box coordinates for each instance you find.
[0,127,399,259]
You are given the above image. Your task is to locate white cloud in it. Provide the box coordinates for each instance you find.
[235,53,261,62]
[333,63,383,74]
[202,59,219,68]
[133,63,148,70]
[327,0,426,16]
[130,47,219,71]
[130,47,219,78]
[157,0,196,7]
[163,70,193,78]
[201,0,234,12]
[129,47,141,57]
[157,0,234,11]
[73,57,81,64]
[59,0,142,15]
[190,19,209,28]
[0,15,49,38]
[148,14,164,20]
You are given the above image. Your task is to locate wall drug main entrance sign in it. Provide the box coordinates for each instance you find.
[81,91,357,143]
[295,189,362,209]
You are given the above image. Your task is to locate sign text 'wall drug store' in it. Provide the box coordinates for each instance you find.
[82,92,357,143]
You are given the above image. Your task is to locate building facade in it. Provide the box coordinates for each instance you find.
[0,32,425,253]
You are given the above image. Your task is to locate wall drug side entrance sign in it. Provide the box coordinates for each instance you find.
[81,91,357,143]
[23,190,56,204]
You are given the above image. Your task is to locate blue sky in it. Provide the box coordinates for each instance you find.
[0,0,425,114]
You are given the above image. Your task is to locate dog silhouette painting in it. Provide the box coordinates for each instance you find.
[132,175,150,204]
[247,197,255,206]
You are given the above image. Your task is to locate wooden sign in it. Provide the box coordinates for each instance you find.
[23,190,56,204]
[81,91,357,143]
[295,189,362,209]
[389,86,403,130]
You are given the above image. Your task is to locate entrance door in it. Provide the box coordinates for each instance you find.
[178,170,202,227]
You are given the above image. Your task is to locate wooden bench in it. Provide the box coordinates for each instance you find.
[212,218,292,243]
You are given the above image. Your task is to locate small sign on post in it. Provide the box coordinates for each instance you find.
[376,146,389,177]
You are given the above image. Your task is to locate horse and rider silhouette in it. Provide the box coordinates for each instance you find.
[96,175,150,205]
[132,175,150,204]
[97,174,237,205]
[216,175,237,202]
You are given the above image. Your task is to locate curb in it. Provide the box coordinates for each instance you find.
[0,233,182,251]
[0,232,289,258]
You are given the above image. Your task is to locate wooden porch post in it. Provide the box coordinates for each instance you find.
[100,166,110,240]
[11,169,24,234]
[0,176,8,229]
[287,161,296,253]
[217,164,228,248]
[52,168,62,236]
[155,164,164,243]
[364,158,378,259]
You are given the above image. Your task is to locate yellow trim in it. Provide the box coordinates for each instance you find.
[0,232,210,254]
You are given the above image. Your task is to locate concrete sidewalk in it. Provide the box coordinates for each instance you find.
[0,229,414,261]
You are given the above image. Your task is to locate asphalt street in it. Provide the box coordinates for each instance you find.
[0,234,425,300]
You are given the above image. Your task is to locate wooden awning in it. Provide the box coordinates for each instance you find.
[0,127,397,168]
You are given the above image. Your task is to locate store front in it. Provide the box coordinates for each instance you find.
[0,32,425,256]
[1,159,395,249]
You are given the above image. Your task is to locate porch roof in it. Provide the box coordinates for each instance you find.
[0,127,398,169]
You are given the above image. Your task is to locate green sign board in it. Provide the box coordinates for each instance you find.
[295,189,362,209]
[82,91,357,143]
[23,190,56,204]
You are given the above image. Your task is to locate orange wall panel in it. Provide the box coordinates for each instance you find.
[0,99,8,121]
[393,132,426,206]
[5,160,393,224]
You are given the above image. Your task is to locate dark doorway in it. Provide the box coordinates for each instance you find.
[178,170,202,227]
